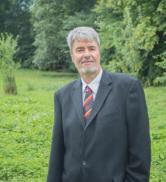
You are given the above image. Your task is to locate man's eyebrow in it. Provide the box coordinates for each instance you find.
[88,46,97,49]
[76,47,84,49]
[89,45,96,47]
[75,45,96,49]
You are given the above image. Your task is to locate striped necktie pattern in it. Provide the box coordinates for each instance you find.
[83,86,93,120]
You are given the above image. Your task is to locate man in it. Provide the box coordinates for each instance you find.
[47,27,151,182]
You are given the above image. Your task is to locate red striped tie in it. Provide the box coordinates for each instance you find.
[83,86,93,120]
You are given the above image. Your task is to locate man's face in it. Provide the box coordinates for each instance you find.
[71,39,101,75]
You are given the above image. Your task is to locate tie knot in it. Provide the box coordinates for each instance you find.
[85,86,92,94]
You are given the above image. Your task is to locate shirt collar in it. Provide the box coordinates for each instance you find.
[81,69,103,95]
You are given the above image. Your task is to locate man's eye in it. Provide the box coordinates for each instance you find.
[77,49,84,52]
[90,47,96,51]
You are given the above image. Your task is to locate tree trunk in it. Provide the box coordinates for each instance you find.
[3,75,17,95]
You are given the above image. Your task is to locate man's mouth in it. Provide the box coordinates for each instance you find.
[82,60,94,64]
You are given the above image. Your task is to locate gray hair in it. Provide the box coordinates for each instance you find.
[67,26,100,51]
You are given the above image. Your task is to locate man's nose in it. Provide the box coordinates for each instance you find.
[84,51,91,59]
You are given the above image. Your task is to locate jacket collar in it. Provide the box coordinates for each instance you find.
[72,70,113,129]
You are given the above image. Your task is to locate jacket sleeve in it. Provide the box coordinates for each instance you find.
[124,80,151,182]
[47,92,64,182]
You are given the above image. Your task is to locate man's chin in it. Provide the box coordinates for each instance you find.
[80,67,98,74]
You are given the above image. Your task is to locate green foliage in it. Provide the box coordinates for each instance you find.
[63,0,96,15]
[31,0,67,70]
[155,52,166,70]
[0,0,16,32]
[0,69,165,181]
[0,69,77,181]
[14,5,35,68]
[0,0,34,68]
[153,51,166,86]
[0,0,165,85]
[153,74,166,86]
[0,33,17,71]
[0,33,18,94]
[94,0,166,85]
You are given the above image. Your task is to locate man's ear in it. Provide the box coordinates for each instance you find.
[71,52,74,63]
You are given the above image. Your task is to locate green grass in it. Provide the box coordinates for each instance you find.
[0,69,165,181]
[145,87,166,181]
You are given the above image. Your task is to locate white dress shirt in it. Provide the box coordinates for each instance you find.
[81,69,103,102]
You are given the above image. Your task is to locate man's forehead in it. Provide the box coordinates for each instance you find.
[73,39,98,46]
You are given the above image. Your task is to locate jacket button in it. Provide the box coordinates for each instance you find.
[82,161,87,166]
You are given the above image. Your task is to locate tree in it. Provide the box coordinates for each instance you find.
[0,33,18,95]
[0,0,35,68]
[94,0,166,85]
[31,0,66,70]
[63,0,96,15]
[0,0,15,32]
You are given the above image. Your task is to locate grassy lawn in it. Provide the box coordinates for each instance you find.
[0,69,165,181]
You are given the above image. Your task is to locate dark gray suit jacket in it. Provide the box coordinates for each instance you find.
[47,70,151,182]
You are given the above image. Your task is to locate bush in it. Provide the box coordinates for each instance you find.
[0,33,18,95]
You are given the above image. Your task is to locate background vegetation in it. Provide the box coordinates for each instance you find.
[0,0,166,181]
[0,70,77,181]
[0,0,165,85]
[0,70,166,181]
[0,33,18,95]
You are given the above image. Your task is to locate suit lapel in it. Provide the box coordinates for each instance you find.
[71,71,113,129]
[85,71,113,129]
[72,80,85,128]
